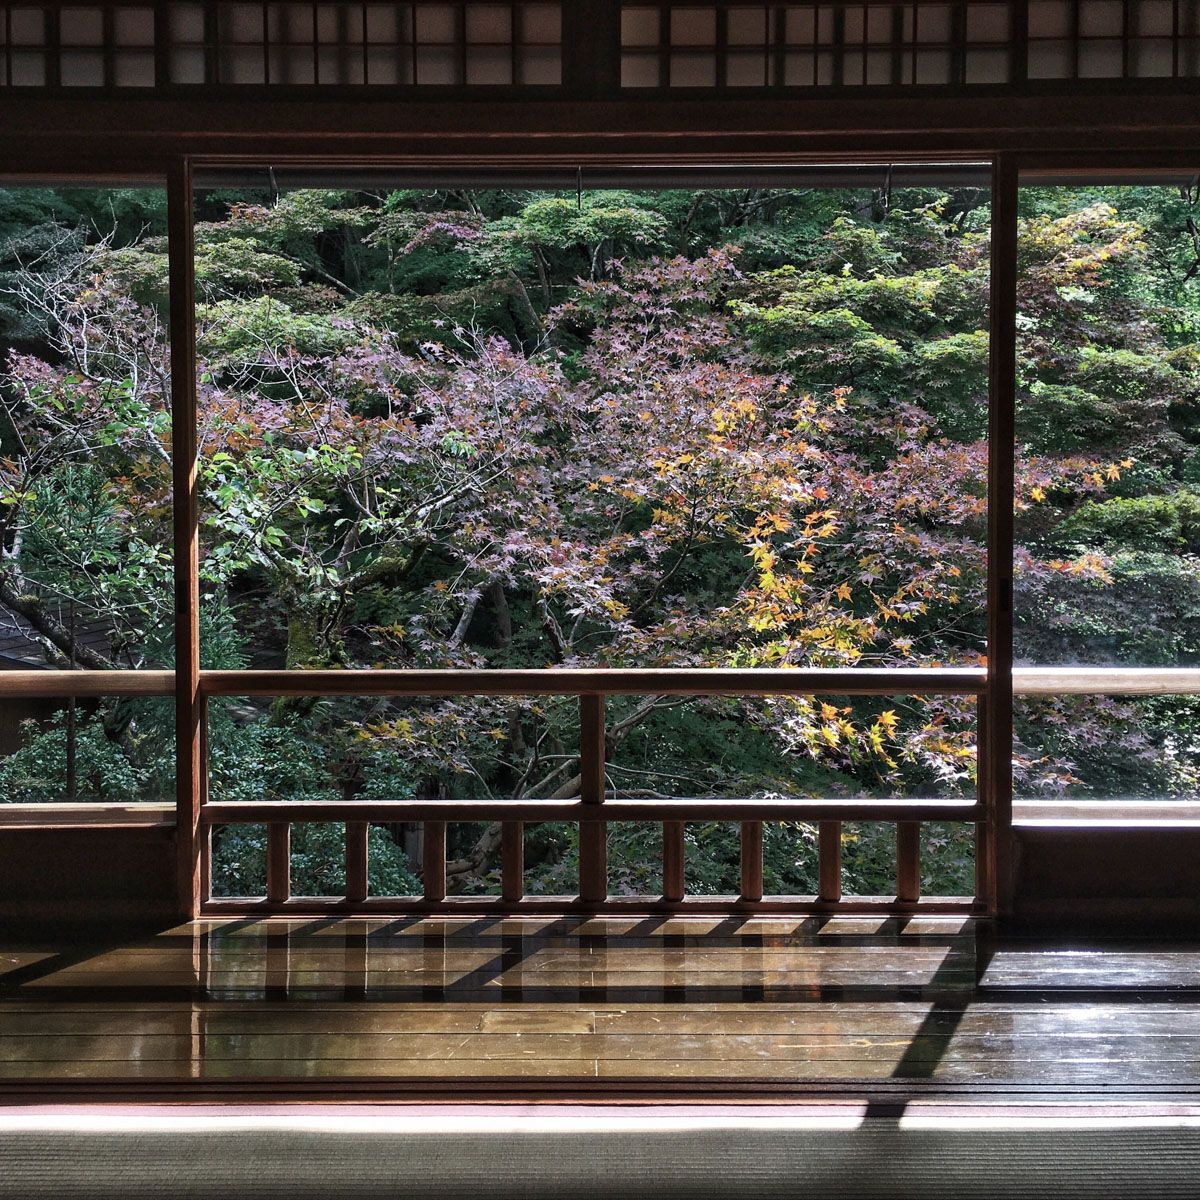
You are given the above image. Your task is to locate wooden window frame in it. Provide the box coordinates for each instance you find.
[1,148,1197,923]
[0,155,1012,920]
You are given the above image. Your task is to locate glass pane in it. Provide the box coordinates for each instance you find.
[0,186,173,803]
[1015,184,1200,804]
[193,172,989,896]
[0,696,173,804]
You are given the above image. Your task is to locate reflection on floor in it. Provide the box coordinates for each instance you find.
[3,917,1200,1088]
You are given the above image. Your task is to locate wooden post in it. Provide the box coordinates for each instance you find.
[740,821,763,902]
[974,695,993,906]
[896,821,921,902]
[266,822,290,904]
[662,820,685,903]
[818,819,842,903]
[502,820,525,902]
[198,695,210,906]
[987,154,1019,918]
[199,823,212,908]
[345,820,369,904]
[423,820,447,902]
[578,694,607,904]
[65,600,76,802]
[169,158,202,919]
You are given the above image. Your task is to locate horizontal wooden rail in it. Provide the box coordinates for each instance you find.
[9,665,1200,700]
[199,798,980,825]
[198,667,986,697]
[0,670,174,698]
[13,800,1200,831]
[1013,667,1200,695]
[0,802,175,829]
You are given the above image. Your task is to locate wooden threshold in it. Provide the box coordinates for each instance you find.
[195,896,980,917]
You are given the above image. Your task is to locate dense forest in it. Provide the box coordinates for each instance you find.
[0,178,1197,898]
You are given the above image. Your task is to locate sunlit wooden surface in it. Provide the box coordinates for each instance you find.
[4,917,1200,1087]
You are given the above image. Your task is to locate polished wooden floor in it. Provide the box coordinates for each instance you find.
[3,916,1200,1093]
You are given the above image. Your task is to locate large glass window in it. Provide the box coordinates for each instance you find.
[0,187,173,805]
[193,171,988,901]
[1015,182,1200,806]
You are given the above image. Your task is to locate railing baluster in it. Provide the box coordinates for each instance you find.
[199,822,212,908]
[739,820,763,902]
[200,695,209,806]
[345,820,369,904]
[975,694,993,909]
[662,820,685,903]
[578,693,607,904]
[266,822,290,904]
[502,820,524,902]
[199,696,211,906]
[423,820,447,902]
[818,819,842,903]
[897,821,921,902]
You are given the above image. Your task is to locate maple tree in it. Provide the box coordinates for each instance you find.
[0,181,1197,897]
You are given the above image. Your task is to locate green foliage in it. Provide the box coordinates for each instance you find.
[198,296,357,376]
[11,179,1200,904]
[206,711,421,896]
[0,704,169,803]
[210,822,421,898]
[1057,491,1200,554]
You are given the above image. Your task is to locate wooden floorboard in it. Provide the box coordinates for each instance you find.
[5,917,1200,1096]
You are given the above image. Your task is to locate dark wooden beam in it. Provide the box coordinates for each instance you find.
[168,159,201,922]
[986,153,1018,919]
[4,91,1200,171]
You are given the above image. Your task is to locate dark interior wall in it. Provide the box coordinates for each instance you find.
[0,825,178,936]
[1012,824,1200,924]
[3,823,1199,933]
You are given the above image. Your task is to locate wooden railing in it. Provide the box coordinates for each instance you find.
[195,667,987,913]
[0,665,985,914]
[4,664,1198,915]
